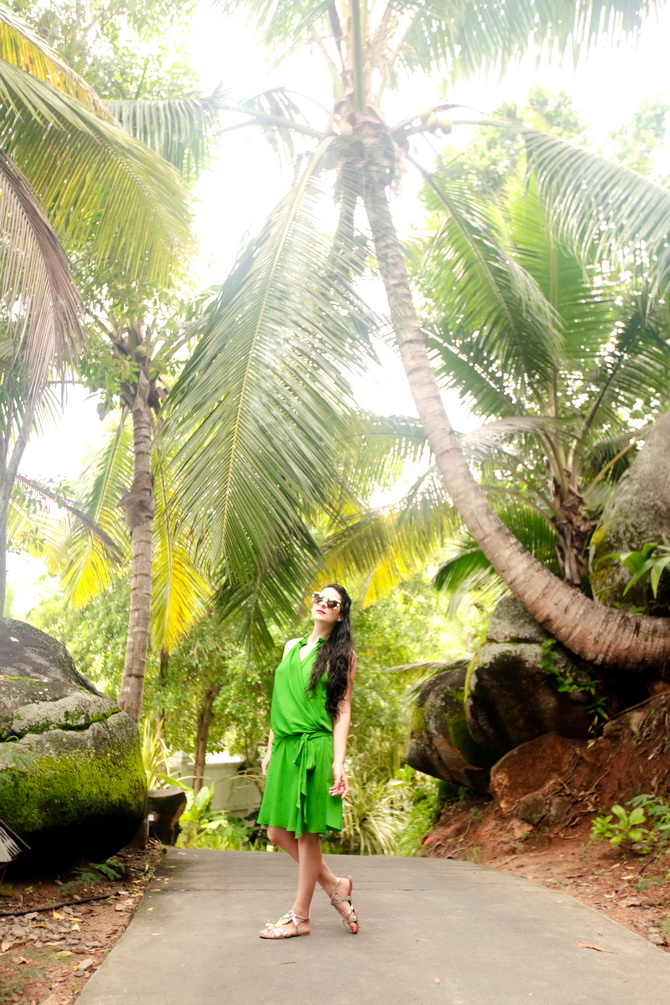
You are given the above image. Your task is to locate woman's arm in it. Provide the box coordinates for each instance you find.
[330,653,357,798]
[261,728,274,776]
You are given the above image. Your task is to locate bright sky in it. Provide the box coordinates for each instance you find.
[11,2,670,612]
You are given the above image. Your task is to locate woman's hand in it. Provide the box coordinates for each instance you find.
[261,749,272,776]
[330,761,349,798]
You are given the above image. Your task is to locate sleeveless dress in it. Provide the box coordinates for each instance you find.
[257,637,343,838]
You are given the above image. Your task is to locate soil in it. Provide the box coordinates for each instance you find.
[424,797,670,952]
[0,841,166,1005]
[1,817,669,1004]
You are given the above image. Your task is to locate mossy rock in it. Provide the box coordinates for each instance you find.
[0,619,146,868]
[590,411,670,613]
[405,661,495,794]
[465,641,596,757]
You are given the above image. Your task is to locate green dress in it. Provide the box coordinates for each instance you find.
[257,636,343,838]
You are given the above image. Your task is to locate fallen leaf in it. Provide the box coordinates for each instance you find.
[70,923,80,931]
[56,950,73,958]
[150,932,164,936]
[577,941,614,953]
[11,956,29,964]
[1,941,12,952]
[146,907,154,912]
[433,977,441,984]
[52,911,66,920]
[73,956,95,973]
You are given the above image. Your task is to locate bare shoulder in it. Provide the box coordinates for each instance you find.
[283,637,301,657]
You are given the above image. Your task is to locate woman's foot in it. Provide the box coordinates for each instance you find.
[329,876,359,934]
[259,911,310,939]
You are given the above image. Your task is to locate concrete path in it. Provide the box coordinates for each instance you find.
[75,849,670,1005]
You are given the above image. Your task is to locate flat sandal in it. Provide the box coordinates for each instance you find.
[329,876,359,934]
[259,910,310,939]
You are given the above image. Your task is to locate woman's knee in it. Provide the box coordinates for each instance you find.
[267,826,287,845]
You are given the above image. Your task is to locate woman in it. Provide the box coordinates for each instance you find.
[257,583,359,939]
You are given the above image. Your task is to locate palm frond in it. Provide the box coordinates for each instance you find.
[227,88,323,160]
[503,173,615,372]
[0,58,191,285]
[321,467,459,606]
[164,142,377,590]
[60,417,132,606]
[417,170,562,393]
[151,446,211,653]
[426,335,518,419]
[327,412,429,514]
[434,500,559,611]
[0,150,81,390]
[106,87,228,181]
[385,0,656,84]
[524,128,670,292]
[0,4,112,118]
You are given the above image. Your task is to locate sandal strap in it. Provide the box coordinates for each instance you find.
[264,910,309,938]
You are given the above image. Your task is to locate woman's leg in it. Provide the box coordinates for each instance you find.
[260,828,355,937]
[266,825,339,896]
[292,832,322,919]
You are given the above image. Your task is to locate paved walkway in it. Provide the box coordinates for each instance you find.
[76,849,670,1004]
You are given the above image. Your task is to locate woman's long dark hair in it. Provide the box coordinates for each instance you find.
[306,583,354,718]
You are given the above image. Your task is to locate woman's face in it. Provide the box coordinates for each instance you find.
[311,586,344,630]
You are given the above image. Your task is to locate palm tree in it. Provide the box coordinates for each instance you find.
[0,7,191,612]
[415,169,670,591]
[169,0,670,671]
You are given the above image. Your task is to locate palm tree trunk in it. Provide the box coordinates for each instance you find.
[119,357,155,720]
[362,171,670,672]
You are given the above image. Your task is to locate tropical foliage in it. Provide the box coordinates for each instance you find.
[417,163,670,599]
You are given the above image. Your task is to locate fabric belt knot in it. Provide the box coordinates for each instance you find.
[291,730,331,838]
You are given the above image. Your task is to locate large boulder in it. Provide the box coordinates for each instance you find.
[405,661,495,794]
[464,596,602,757]
[0,619,146,868]
[590,411,670,613]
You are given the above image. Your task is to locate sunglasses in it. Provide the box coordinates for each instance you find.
[312,592,342,610]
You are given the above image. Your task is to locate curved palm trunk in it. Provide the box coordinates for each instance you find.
[361,169,670,672]
[119,354,155,720]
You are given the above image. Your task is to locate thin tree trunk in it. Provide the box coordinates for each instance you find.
[0,392,42,614]
[119,353,155,720]
[362,169,670,672]
[0,487,8,616]
[193,683,222,796]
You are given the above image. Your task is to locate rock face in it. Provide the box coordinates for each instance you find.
[464,596,599,757]
[590,411,670,613]
[405,661,495,794]
[0,619,146,868]
[489,693,670,828]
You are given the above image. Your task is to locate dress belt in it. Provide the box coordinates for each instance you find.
[280,729,332,838]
